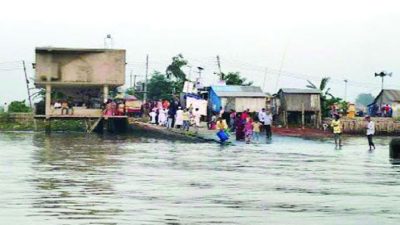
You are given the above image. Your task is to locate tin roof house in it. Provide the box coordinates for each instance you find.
[275,88,322,128]
[369,89,400,118]
[34,47,126,119]
[372,89,400,105]
[208,85,267,113]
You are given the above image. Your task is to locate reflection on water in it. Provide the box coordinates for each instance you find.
[30,134,124,223]
[0,132,399,225]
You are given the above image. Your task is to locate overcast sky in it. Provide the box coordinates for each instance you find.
[1,0,399,104]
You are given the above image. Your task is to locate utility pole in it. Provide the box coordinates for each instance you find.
[263,68,268,92]
[375,71,392,90]
[197,66,204,79]
[22,60,33,109]
[133,74,138,90]
[129,70,133,88]
[275,42,289,92]
[216,55,223,80]
[375,71,392,107]
[143,54,149,103]
[187,65,192,81]
[344,79,348,101]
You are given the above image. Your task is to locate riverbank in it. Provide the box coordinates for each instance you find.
[0,113,86,132]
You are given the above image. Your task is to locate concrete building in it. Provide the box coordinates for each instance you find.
[34,47,126,118]
[208,85,267,112]
[276,88,322,128]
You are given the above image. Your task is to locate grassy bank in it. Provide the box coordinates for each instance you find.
[0,113,86,132]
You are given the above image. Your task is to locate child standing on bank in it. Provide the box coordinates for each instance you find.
[252,118,262,143]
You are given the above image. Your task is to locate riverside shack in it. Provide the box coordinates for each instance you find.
[209,85,267,112]
[276,88,321,128]
[34,47,126,132]
[370,89,400,118]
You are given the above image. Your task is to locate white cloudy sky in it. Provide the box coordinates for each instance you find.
[0,0,399,104]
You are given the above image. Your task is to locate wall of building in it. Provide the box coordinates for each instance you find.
[281,93,320,112]
[35,49,125,86]
[324,117,400,135]
[235,97,265,112]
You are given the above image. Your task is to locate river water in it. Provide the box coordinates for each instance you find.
[0,132,399,225]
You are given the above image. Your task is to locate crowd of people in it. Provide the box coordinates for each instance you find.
[145,100,274,144]
[147,100,202,132]
[103,99,126,116]
[368,103,394,117]
[210,108,273,144]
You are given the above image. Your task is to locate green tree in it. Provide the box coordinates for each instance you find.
[223,72,253,86]
[147,71,174,100]
[125,87,135,96]
[166,54,188,94]
[166,54,187,81]
[8,100,31,113]
[355,93,375,107]
[306,77,348,117]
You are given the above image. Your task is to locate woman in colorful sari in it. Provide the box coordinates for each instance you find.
[235,112,245,141]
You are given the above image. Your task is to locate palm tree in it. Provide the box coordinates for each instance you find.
[306,77,331,97]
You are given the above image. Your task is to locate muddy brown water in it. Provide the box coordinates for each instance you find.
[0,132,399,225]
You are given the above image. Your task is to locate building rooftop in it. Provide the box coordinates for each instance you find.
[211,85,266,97]
[374,89,400,103]
[279,88,321,94]
[36,47,125,53]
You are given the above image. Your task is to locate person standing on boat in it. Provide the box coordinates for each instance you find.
[366,116,376,150]
[182,109,190,131]
[149,109,157,124]
[193,108,201,133]
[330,114,343,149]
[175,107,183,128]
[158,108,167,126]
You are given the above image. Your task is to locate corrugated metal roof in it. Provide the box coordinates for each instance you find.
[211,85,266,97]
[279,88,321,94]
[374,89,400,103]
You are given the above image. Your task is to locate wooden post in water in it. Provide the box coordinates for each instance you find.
[45,119,51,134]
[301,103,305,129]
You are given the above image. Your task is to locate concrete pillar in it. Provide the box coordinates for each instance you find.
[103,85,109,103]
[45,84,52,118]
[390,138,400,159]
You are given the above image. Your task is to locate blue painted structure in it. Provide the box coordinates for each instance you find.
[208,85,266,113]
[209,87,221,112]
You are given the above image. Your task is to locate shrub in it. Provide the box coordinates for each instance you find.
[8,100,31,113]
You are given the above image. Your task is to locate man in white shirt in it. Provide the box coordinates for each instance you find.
[3,103,8,113]
[258,108,266,123]
[262,110,273,140]
[366,116,375,150]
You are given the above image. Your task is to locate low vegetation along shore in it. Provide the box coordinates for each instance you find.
[0,113,85,132]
